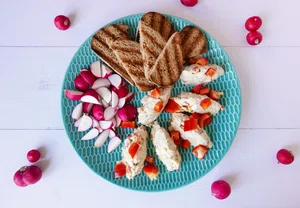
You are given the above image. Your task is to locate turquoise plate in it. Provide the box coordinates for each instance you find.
[61,13,242,192]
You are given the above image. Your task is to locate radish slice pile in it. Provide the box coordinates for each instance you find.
[64,61,138,153]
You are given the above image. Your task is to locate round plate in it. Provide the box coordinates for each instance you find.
[61,13,242,192]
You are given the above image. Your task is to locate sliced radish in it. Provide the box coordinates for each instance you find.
[102,65,113,78]
[81,96,101,105]
[108,136,122,153]
[81,128,99,140]
[74,116,83,127]
[92,105,104,121]
[108,74,122,89]
[115,115,122,127]
[74,75,89,91]
[102,99,110,108]
[65,90,84,100]
[80,69,96,85]
[72,103,83,120]
[78,114,92,132]
[91,78,111,90]
[96,87,112,103]
[118,97,126,108]
[109,129,116,138]
[81,89,101,105]
[125,92,135,102]
[109,117,117,128]
[90,116,99,128]
[117,85,129,98]
[90,61,102,78]
[96,125,103,133]
[104,106,117,121]
[111,91,119,108]
[83,103,93,114]
[99,120,113,130]
[94,130,110,148]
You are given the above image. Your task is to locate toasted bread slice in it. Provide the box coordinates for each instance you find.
[148,32,184,87]
[91,24,135,85]
[179,26,207,59]
[138,21,167,80]
[111,39,157,92]
[136,12,176,42]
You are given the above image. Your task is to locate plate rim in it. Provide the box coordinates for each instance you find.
[60,12,242,192]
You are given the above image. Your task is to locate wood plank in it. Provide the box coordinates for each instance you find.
[0,129,299,207]
[0,47,77,129]
[1,47,299,129]
[0,0,299,47]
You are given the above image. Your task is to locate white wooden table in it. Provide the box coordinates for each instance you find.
[1,0,300,207]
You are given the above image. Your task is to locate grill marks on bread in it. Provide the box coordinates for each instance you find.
[111,39,156,92]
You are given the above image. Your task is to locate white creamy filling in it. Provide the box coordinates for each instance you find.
[172,92,222,116]
[122,127,147,179]
[138,87,172,126]
[180,64,224,86]
[169,113,213,148]
[151,122,181,171]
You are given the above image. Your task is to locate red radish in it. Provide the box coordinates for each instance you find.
[117,85,129,98]
[180,0,198,7]
[94,130,110,148]
[54,15,71,30]
[96,87,112,103]
[27,150,41,163]
[125,92,135,102]
[115,115,122,127]
[104,106,117,121]
[92,78,111,90]
[118,97,126,108]
[276,149,294,165]
[102,99,110,108]
[211,180,231,200]
[108,74,122,89]
[78,114,92,132]
[81,128,99,140]
[92,105,104,121]
[90,116,99,128]
[81,89,101,105]
[108,136,122,153]
[90,61,102,78]
[117,104,138,122]
[13,165,42,187]
[102,66,113,78]
[74,75,89,91]
[111,91,119,108]
[83,103,93,113]
[71,103,83,120]
[245,16,262,32]
[109,117,117,128]
[65,90,84,100]
[74,116,82,127]
[99,120,113,129]
[246,31,263,45]
[80,69,96,86]
[109,129,116,138]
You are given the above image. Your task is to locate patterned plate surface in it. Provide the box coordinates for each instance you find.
[61,13,242,192]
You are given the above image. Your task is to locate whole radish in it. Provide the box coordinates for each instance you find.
[277,149,294,165]
[54,15,71,30]
[246,31,263,45]
[13,165,42,187]
[211,180,231,200]
[245,16,262,32]
[27,149,41,163]
[181,0,198,7]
